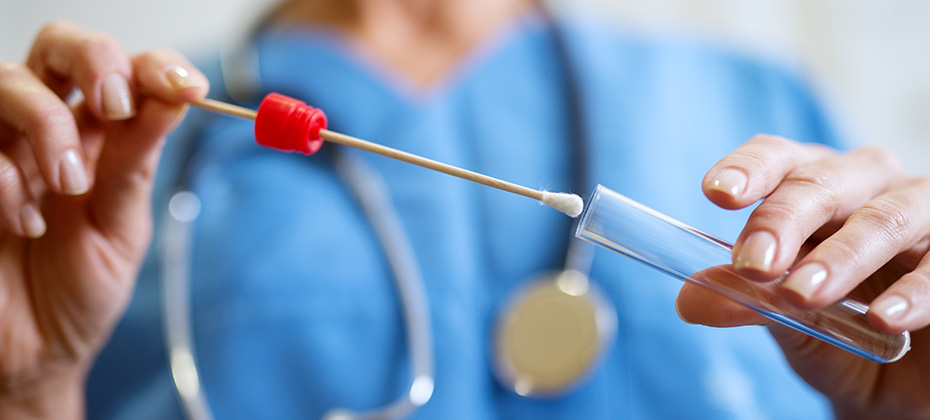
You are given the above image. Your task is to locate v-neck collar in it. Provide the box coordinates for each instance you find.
[255,10,548,109]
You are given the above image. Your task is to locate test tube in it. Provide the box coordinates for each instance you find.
[575,184,910,363]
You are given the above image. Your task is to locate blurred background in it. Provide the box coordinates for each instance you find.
[1,0,928,175]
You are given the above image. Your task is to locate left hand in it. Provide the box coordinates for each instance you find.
[675,135,930,419]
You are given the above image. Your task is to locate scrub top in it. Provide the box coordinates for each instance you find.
[87,11,841,420]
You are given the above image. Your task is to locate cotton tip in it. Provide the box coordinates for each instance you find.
[541,191,584,218]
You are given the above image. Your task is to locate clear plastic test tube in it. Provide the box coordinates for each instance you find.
[575,184,910,363]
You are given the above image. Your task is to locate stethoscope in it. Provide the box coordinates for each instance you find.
[161,2,616,419]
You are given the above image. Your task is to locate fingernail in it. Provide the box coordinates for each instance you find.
[709,169,747,197]
[20,203,46,238]
[165,65,207,90]
[872,295,909,323]
[735,231,777,271]
[60,149,89,195]
[101,73,135,120]
[781,263,828,301]
[674,298,694,324]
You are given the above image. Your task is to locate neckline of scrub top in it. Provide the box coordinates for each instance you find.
[256,8,550,108]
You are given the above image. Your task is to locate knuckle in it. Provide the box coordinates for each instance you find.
[0,160,22,194]
[0,62,27,78]
[734,135,804,175]
[786,168,840,211]
[728,147,769,173]
[787,166,840,193]
[75,33,122,63]
[852,197,917,245]
[36,19,74,39]
[144,47,182,60]
[754,200,794,220]
[824,235,863,266]
[20,101,73,140]
[752,199,802,225]
[133,48,186,71]
[855,146,904,176]
[782,167,843,217]
[748,134,795,148]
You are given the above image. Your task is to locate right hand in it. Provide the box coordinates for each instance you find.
[0,21,208,418]
[679,136,930,419]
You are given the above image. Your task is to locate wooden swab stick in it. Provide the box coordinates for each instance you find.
[320,129,541,201]
[194,98,258,120]
[190,98,583,217]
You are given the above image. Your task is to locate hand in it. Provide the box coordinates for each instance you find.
[0,21,208,418]
[676,135,930,419]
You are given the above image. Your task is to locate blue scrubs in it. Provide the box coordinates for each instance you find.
[88,13,840,419]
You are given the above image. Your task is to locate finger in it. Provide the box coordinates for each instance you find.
[82,51,208,245]
[675,283,769,327]
[869,250,930,333]
[703,134,834,210]
[733,147,905,279]
[0,62,89,195]
[131,49,209,103]
[0,151,46,238]
[26,20,136,120]
[87,97,186,254]
[781,178,930,309]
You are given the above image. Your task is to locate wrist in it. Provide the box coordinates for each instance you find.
[0,370,85,420]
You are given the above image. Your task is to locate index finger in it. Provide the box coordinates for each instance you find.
[703,134,835,209]
[26,20,136,121]
[0,63,87,195]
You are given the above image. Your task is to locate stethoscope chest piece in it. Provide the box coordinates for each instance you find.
[493,270,616,398]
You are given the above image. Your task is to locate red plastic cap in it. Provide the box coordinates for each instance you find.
[254,93,328,155]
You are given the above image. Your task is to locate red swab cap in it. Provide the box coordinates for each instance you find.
[254,93,328,155]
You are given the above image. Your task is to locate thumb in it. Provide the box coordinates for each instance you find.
[87,97,186,254]
[675,282,770,327]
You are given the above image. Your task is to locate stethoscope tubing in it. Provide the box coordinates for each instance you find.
[161,147,437,420]
[161,3,592,419]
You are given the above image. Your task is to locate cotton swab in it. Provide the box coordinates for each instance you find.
[191,95,584,217]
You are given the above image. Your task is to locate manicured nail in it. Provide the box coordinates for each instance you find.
[872,295,909,323]
[165,65,207,90]
[60,149,89,195]
[735,231,777,271]
[709,169,747,197]
[781,263,828,301]
[101,73,135,120]
[20,203,46,238]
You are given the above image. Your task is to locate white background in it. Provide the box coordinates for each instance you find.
[2,0,929,175]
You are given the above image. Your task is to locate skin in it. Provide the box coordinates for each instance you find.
[0,1,530,419]
[0,2,927,420]
[0,22,210,419]
[272,0,533,87]
[678,135,930,419]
